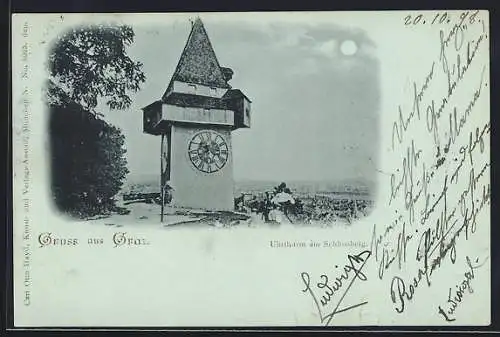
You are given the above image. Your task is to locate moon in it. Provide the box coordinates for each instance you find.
[340,40,358,56]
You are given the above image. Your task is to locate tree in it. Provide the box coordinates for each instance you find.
[50,104,129,217]
[48,24,146,114]
[47,24,145,218]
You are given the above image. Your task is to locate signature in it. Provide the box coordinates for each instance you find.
[437,255,488,322]
[300,250,371,326]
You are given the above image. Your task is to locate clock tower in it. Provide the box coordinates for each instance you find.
[142,17,251,213]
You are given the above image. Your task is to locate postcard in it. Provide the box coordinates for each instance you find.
[11,10,490,327]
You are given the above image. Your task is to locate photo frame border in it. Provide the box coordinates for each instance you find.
[4,0,499,334]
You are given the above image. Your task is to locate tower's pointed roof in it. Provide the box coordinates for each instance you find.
[165,17,230,96]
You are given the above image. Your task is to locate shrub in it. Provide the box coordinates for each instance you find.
[49,103,129,218]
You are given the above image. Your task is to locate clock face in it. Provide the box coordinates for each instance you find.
[188,130,229,173]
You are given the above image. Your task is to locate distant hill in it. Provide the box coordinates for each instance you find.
[123,174,375,196]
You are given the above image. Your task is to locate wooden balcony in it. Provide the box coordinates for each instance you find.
[162,104,234,126]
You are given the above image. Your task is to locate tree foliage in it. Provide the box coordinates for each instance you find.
[47,24,144,218]
[48,24,146,113]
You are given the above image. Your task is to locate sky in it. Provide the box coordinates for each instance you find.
[103,17,381,185]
